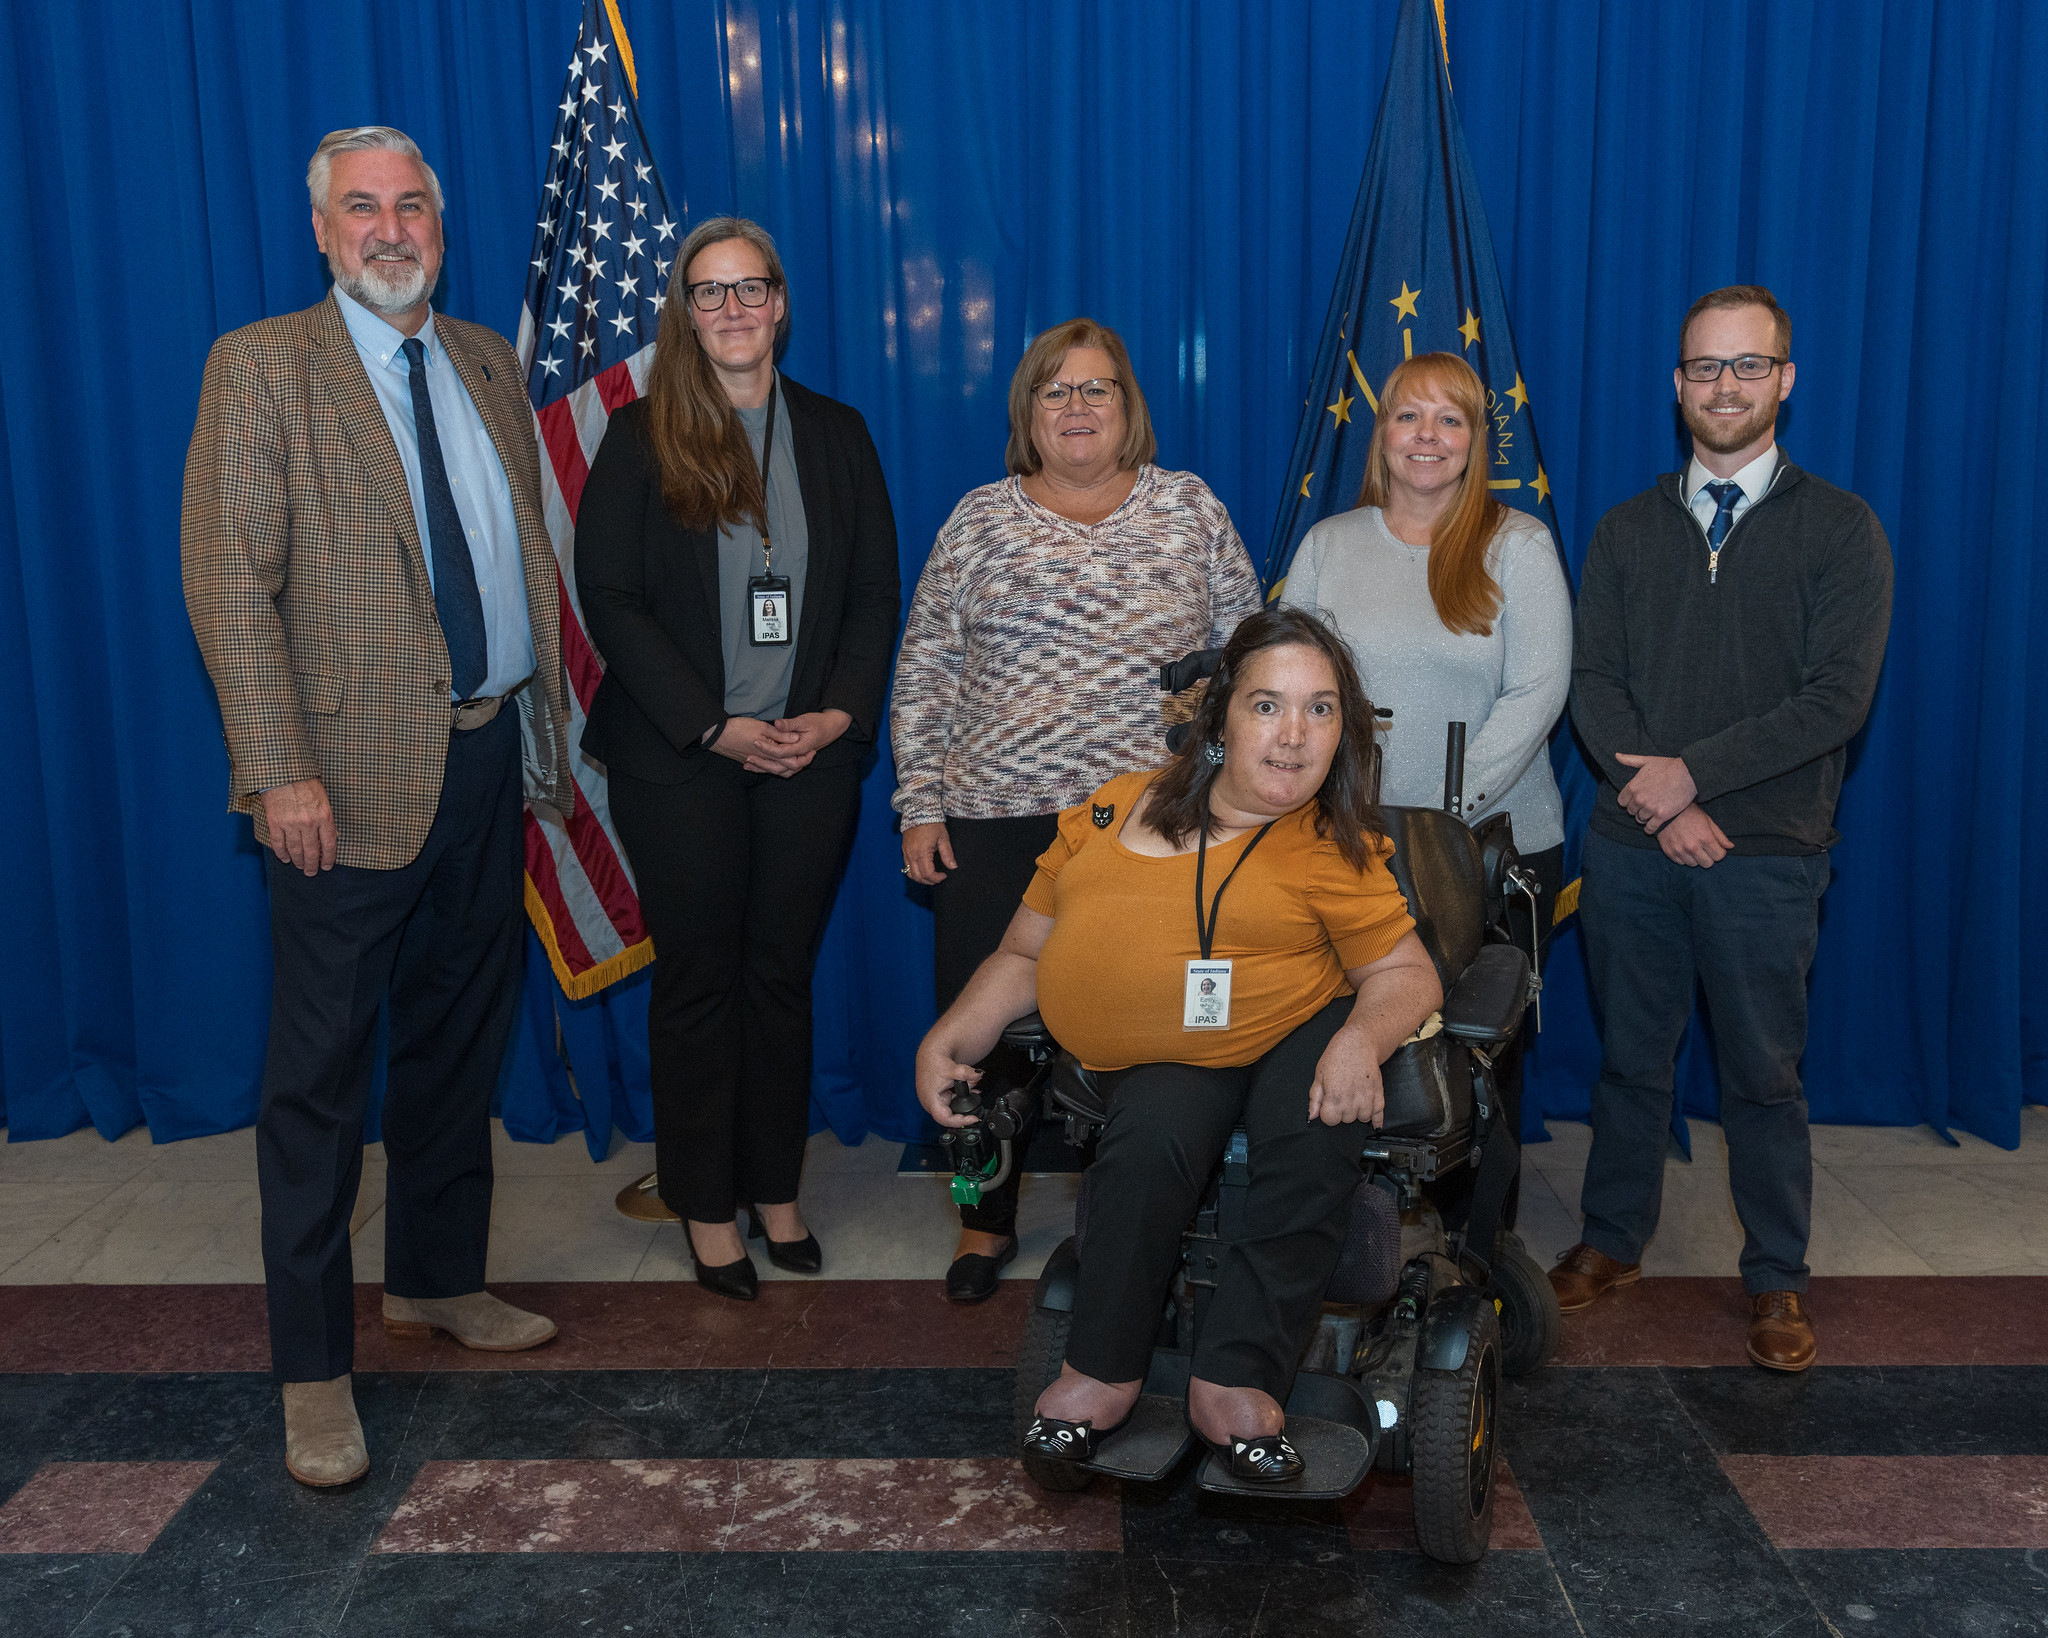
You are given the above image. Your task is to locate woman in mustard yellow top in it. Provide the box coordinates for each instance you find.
[914,606,1441,1482]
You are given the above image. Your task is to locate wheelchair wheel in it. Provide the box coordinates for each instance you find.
[1013,1278,1092,1493]
[1488,1230,1561,1379]
[1410,1298,1501,1564]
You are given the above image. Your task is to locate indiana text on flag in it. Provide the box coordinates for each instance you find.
[1264,0,1593,916]
[516,0,676,998]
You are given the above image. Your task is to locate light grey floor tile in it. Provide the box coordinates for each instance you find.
[0,1181,128,1278]
[1826,1164,2048,1275]
[484,1177,665,1281]
[0,1123,160,1185]
[3,1177,266,1283]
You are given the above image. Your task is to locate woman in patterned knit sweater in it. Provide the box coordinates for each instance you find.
[891,317,1261,1303]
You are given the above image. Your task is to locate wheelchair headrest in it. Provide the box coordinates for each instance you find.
[1378,804,1488,990]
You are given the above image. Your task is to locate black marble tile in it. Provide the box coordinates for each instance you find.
[1666,1366,2048,1458]
[401,1368,1014,1462]
[343,1552,1129,1638]
[1783,1548,2048,1637]
[0,1372,274,1507]
[1117,1463,1356,1568]
[1505,1369,1825,1636]
[1125,1555,1575,1637]
[66,1377,437,1636]
[0,1555,137,1638]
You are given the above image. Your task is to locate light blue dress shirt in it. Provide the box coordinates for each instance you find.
[333,285,536,698]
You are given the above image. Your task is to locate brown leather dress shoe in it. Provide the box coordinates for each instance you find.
[1547,1242,1642,1314]
[1747,1291,1817,1372]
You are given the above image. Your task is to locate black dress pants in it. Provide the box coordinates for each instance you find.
[258,707,524,1383]
[929,813,1059,1236]
[610,753,862,1224]
[1578,829,1830,1293]
[1064,997,1363,1401]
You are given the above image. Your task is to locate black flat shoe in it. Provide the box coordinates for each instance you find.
[745,1208,822,1275]
[944,1236,1018,1303]
[1021,1412,1128,1464]
[687,1230,759,1301]
[1212,1430,1304,1483]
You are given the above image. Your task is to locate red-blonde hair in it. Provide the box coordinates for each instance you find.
[1356,352,1507,637]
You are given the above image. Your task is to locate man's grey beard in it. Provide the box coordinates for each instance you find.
[331,241,435,315]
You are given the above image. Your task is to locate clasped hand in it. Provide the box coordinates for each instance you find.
[1613,752,1696,831]
[714,709,851,777]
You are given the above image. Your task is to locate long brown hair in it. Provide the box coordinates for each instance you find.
[1145,606,1384,873]
[1356,352,1506,636]
[644,217,790,532]
[1004,317,1158,476]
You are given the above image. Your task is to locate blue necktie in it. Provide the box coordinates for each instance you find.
[1703,480,1742,551]
[402,337,488,700]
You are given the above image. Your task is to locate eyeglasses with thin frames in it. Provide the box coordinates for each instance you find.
[1679,354,1786,382]
[686,278,778,312]
[1033,378,1121,409]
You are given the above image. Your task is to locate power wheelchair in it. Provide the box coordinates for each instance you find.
[941,649,1563,1564]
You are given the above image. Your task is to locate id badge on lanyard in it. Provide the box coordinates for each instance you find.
[744,381,792,648]
[1183,818,1275,1031]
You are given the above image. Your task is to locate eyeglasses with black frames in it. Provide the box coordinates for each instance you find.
[1033,378,1121,409]
[686,278,778,312]
[1679,354,1786,382]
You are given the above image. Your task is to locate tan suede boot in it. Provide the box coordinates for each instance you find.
[281,1373,368,1488]
[382,1290,558,1352]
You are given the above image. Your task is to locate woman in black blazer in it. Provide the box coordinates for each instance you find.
[576,217,900,1300]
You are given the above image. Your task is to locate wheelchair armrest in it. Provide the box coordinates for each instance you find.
[999,1010,1055,1053]
[1438,943,1531,1048]
[1046,1053,1112,1126]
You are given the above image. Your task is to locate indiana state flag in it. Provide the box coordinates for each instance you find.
[1265,0,1592,918]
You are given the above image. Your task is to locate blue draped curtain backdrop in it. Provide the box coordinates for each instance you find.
[1,1,2041,1154]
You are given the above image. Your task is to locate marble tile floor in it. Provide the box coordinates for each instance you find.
[3,1106,2043,1287]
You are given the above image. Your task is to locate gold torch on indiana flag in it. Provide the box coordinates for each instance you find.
[1264,0,1592,914]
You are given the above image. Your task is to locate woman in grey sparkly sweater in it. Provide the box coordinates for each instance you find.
[1281,352,1570,1199]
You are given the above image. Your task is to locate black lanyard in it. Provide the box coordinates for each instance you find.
[755,378,778,568]
[1193,819,1277,960]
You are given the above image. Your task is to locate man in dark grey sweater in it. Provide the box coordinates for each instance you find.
[1557,286,1892,1372]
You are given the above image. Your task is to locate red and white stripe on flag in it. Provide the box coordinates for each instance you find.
[514,0,675,999]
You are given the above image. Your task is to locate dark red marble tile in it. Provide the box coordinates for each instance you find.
[1552,1277,2048,1368]
[0,1282,1028,1374]
[1722,1455,2048,1550]
[0,1286,271,1372]
[373,1457,1120,1554]
[0,1461,217,1553]
[1340,1462,1540,1552]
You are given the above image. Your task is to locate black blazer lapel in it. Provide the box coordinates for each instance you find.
[785,377,836,706]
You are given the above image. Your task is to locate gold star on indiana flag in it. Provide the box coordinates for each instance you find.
[1388,281,1421,321]
[1507,373,1529,412]
[1300,471,1315,499]
[1532,466,1551,504]
[1326,388,1354,426]
[1458,309,1480,348]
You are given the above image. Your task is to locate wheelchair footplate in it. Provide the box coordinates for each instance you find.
[1078,1393,1196,1484]
[1194,1415,1375,1502]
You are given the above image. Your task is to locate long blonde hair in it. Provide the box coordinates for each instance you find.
[1356,352,1507,636]
[643,217,790,533]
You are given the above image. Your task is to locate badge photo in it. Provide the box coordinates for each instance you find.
[1184,959,1233,1030]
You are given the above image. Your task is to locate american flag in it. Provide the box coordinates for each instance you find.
[515,0,675,998]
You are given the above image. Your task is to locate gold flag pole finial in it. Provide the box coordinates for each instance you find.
[602,0,640,98]
[1432,0,1451,92]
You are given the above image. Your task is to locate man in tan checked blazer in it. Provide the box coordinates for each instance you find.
[183,127,575,1488]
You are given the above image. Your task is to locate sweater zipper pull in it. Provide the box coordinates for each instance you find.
[1709,546,1720,585]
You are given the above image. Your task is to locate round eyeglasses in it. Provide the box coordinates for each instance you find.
[1679,354,1786,382]
[1033,378,1121,409]
[686,278,778,312]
